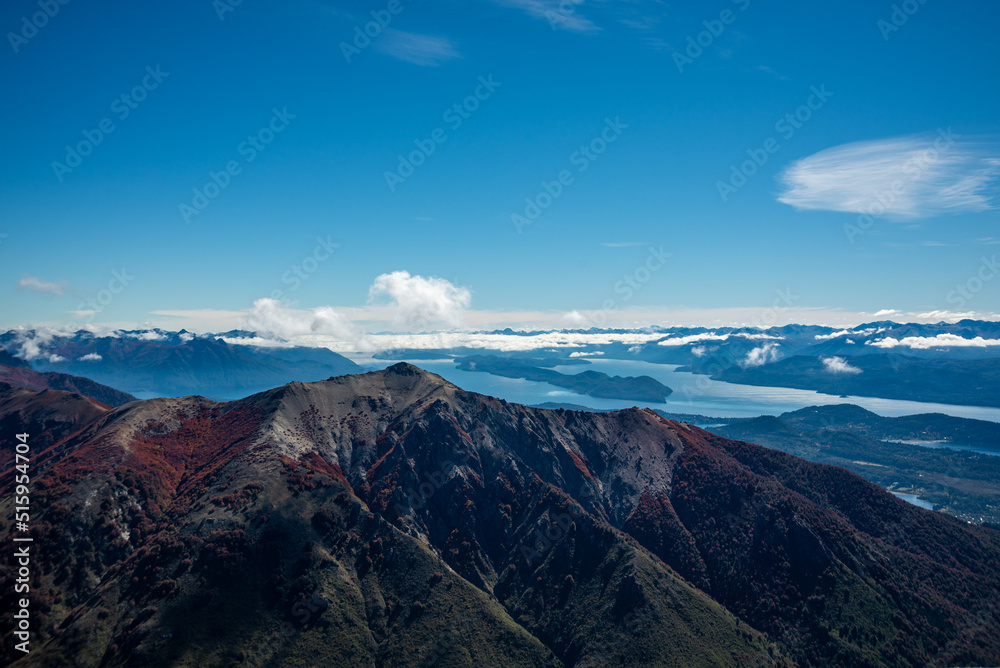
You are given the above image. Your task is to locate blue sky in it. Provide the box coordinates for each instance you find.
[1,0,998,335]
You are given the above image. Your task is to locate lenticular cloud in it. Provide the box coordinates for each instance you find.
[777,133,1000,218]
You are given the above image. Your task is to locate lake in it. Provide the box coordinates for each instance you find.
[357,357,1000,424]
[890,492,936,510]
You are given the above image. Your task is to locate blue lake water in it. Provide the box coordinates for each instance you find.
[883,440,1000,457]
[890,492,936,510]
[357,357,1000,424]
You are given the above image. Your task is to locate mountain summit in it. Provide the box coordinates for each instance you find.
[2,364,999,666]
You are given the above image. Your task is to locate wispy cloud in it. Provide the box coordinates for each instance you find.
[490,0,599,32]
[375,29,460,66]
[17,276,67,295]
[777,132,1000,218]
[754,65,787,80]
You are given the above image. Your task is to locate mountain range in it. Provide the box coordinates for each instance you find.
[0,330,360,400]
[2,365,999,666]
[5,319,1000,407]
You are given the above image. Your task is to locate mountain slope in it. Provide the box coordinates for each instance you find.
[2,365,999,666]
[0,368,774,667]
[0,364,137,407]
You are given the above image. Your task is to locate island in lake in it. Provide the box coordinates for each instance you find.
[455,355,672,402]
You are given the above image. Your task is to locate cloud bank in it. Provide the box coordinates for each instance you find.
[869,334,1000,350]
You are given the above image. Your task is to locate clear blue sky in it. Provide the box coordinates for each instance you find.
[1,0,998,332]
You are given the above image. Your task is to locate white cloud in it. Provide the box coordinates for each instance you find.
[658,332,730,346]
[815,327,878,340]
[219,336,294,349]
[562,310,593,327]
[490,0,599,32]
[777,133,1000,218]
[364,330,666,353]
[10,328,58,360]
[17,276,67,295]
[735,332,785,340]
[369,271,471,328]
[246,299,363,343]
[691,345,708,357]
[48,354,66,363]
[375,30,460,66]
[869,334,1000,350]
[815,329,851,340]
[78,353,102,361]
[569,351,604,357]
[821,356,861,374]
[741,342,781,368]
[912,310,980,323]
[129,331,167,341]
[872,309,898,317]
